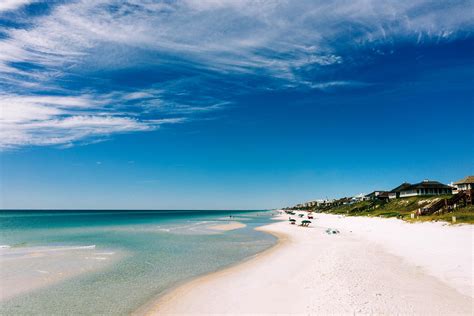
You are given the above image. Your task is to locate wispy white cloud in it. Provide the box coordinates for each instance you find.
[306,81,372,91]
[0,94,184,148]
[0,0,34,12]
[0,0,472,148]
[4,1,471,79]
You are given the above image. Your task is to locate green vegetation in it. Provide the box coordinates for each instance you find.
[405,211,474,224]
[312,196,474,224]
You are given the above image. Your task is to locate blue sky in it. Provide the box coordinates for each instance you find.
[0,0,473,209]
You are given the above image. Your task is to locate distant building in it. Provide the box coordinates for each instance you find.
[453,176,474,193]
[352,193,368,202]
[339,197,353,205]
[398,180,452,198]
[452,176,474,205]
[388,182,412,199]
[376,191,391,202]
[315,199,335,207]
[365,191,387,200]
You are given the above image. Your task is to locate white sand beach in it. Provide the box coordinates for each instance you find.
[147,212,473,315]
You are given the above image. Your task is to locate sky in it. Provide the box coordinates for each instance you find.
[0,0,473,210]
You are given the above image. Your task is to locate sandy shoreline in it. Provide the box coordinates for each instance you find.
[145,212,473,315]
[134,224,285,316]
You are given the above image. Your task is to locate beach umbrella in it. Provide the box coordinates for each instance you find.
[301,220,311,227]
[289,218,296,222]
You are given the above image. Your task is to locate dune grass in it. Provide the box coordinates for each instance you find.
[317,196,473,224]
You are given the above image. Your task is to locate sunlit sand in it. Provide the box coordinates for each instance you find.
[208,221,247,231]
[148,212,473,315]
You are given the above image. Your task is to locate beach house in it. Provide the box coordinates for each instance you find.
[452,176,474,193]
[352,193,369,202]
[365,191,388,200]
[398,180,452,198]
[452,176,474,204]
[314,199,336,208]
[388,182,413,199]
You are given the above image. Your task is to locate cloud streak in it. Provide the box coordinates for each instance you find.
[0,0,34,13]
[0,93,184,148]
[0,0,472,148]
[3,1,471,78]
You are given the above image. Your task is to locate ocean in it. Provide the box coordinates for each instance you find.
[0,210,277,315]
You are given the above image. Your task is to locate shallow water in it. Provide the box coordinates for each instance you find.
[0,210,277,315]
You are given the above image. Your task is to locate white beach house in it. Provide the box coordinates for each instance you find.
[452,176,474,193]
[388,182,413,199]
[398,180,452,198]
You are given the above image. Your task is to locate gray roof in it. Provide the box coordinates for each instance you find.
[401,180,452,191]
[365,190,386,197]
[390,182,412,193]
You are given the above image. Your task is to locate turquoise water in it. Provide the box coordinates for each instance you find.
[0,210,277,315]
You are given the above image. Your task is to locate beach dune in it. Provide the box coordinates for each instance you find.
[147,213,473,315]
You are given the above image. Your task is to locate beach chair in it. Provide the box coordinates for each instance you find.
[325,228,340,234]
